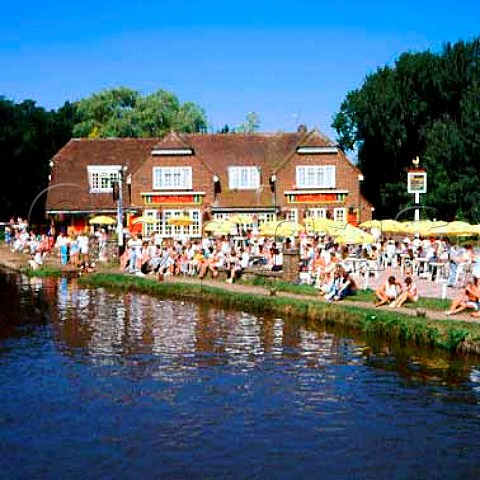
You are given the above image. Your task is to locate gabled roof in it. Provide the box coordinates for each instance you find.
[182,132,306,179]
[152,131,194,152]
[46,131,364,212]
[46,138,158,211]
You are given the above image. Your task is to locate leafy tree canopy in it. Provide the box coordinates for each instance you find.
[332,37,480,221]
[73,87,207,138]
[0,96,74,222]
[236,112,261,133]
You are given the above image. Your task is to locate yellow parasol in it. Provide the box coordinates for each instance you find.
[229,214,254,224]
[326,222,364,237]
[359,219,404,233]
[429,221,475,236]
[336,230,375,245]
[259,220,305,237]
[132,216,160,225]
[203,220,235,235]
[167,215,194,227]
[403,220,448,236]
[304,217,335,233]
[359,219,382,229]
[89,215,117,225]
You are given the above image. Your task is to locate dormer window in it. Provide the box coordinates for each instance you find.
[87,165,120,193]
[228,166,260,190]
[296,165,335,189]
[152,166,192,190]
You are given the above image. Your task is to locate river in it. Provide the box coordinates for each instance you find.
[1,268,480,479]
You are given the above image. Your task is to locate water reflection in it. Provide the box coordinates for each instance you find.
[50,280,367,374]
[44,276,480,388]
[2,270,480,479]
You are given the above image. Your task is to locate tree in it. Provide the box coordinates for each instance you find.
[332,37,480,221]
[0,97,74,222]
[73,87,207,138]
[237,112,260,133]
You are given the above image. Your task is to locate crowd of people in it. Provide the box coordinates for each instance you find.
[5,216,480,316]
[4,218,97,274]
[119,233,282,284]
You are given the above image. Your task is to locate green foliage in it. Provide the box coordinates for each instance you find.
[333,37,480,221]
[0,84,208,220]
[0,96,74,221]
[236,112,261,133]
[72,87,207,138]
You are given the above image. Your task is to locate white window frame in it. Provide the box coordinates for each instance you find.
[257,213,276,225]
[285,209,298,224]
[307,208,327,219]
[87,165,121,193]
[152,167,192,190]
[296,165,335,189]
[334,208,346,223]
[142,210,160,237]
[228,166,260,190]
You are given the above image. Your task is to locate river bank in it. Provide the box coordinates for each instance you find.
[1,244,480,355]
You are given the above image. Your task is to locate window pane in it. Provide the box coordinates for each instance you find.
[153,167,192,189]
[296,165,335,188]
[229,167,259,189]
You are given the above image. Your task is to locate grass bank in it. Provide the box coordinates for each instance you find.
[79,272,480,355]
[246,276,451,311]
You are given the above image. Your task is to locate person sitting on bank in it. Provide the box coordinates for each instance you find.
[391,276,419,308]
[226,248,250,284]
[445,277,480,316]
[28,250,43,271]
[375,275,403,307]
[332,267,357,302]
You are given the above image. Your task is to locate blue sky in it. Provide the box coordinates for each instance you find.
[1,0,479,139]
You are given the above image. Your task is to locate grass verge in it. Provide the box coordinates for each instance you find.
[244,276,452,311]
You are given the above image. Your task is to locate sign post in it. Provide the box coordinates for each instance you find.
[407,156,427,222]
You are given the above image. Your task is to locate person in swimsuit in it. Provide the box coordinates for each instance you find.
[446,277,480,316]
[392,276,419,308]
[375,275,402,307]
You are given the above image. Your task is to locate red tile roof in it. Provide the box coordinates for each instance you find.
[46,138,158,212]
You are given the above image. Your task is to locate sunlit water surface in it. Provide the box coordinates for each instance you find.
[1,270,480,479]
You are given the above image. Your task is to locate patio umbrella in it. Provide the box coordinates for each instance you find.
[89,215,117,225]
[167,215,193,227]
[403,220,448,236]
[132,216,160,225]
[430,221,475,236]
[326,222,364,237]
[229,214,254,224]
[336,230,374,245]
[203,220,235,234]
[304,217,335,233]
[259,220,305,237]
[358,219,404,233]
[359,220,381,228]
[379,219,405,233]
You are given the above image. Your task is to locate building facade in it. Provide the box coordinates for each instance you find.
[45,130,372,236]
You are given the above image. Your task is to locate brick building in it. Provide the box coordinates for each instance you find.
[45,130,372,237]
